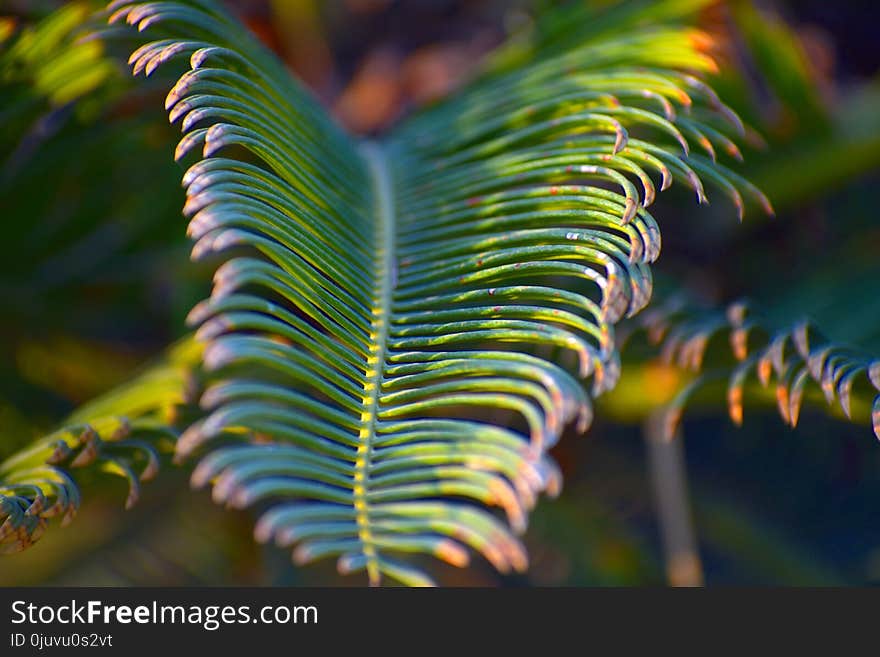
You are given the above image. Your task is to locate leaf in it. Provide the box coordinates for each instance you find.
[0,0,195,348]
[632,299,880,438]
[106,0,764,585]
[0,2,120,140]
[0,338,201,553]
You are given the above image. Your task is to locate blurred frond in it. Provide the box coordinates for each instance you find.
[627,298,880,441]
[0,338,202,553]
[0,1,202,464]
[486,0,718,76]
[709,1,880,210]
[0,2,120,156]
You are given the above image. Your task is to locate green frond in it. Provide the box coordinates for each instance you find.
[0,2,196,342]
[485,0,718,76]
[105,0,766,585]
[631,299,880,441]
[0,2,119,131]
[0,338,202,553]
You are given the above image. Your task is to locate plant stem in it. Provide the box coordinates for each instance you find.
[644,410,704,587]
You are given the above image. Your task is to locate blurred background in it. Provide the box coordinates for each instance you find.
[1,0,879,585]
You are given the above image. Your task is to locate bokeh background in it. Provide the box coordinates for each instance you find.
[1,0,879,585]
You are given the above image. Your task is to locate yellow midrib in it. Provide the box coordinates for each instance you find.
[354,141,395,586]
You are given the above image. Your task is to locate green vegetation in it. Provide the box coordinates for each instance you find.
[1,0,877,586]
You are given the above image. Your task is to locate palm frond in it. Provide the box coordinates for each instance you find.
[0,2,119,152]
[105,0,767,585]
[0,0,194,344]
[629,299,880,440]
[0,338,201,553]
[486,0,718,75]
